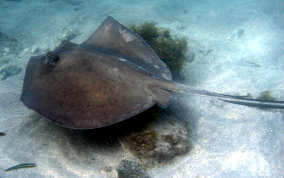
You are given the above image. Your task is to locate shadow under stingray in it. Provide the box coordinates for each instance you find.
[46,105,194,168]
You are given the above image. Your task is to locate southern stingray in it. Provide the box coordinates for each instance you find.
[20,16,284,129]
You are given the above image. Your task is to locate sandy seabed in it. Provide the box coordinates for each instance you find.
[0,0,283,177]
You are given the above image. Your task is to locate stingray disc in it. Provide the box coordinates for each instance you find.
[21,16,172,129]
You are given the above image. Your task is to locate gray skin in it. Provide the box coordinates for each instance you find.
[21,16,172,129]
[21,16,284,129]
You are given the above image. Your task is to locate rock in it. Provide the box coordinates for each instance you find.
[117,160,150,178]
[121,109,191,167]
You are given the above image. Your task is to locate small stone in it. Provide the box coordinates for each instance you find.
[117,160,150,178]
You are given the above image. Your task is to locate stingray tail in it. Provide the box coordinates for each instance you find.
[155,80,284,109]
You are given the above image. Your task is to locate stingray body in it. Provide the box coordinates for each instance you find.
[21,16,284,129]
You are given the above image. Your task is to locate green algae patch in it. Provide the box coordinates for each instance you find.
[124,129,158,157]
[130,22,188,79]
[256,90,276,101]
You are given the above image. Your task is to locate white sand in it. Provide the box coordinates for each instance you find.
[0,0,283,177]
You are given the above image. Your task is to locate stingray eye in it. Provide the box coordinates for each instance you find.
[46,52,60,66]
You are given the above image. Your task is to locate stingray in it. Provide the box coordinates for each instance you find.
[20,16,284,129]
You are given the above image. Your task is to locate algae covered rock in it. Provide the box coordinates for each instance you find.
[130,22,188,80]
[121,109,191,167]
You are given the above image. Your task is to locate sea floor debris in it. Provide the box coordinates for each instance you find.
[5,163,36,172]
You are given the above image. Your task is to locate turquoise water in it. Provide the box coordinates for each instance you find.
[0,0,283,177]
